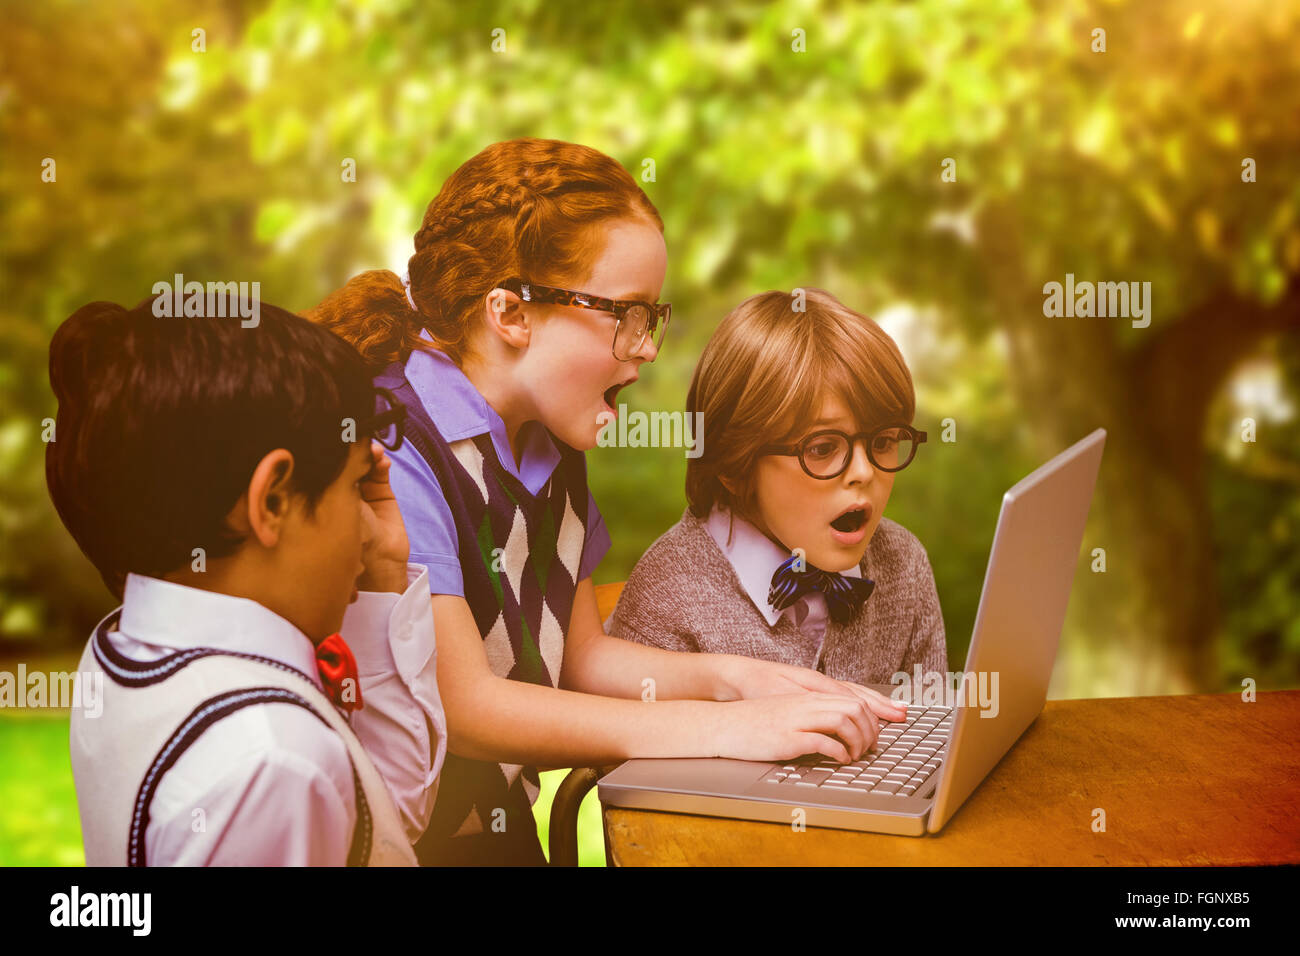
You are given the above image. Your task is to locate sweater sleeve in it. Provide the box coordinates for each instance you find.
[607,548,701,654]
[899,540,948,677]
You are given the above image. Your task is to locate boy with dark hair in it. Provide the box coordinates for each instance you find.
[47,291,445,865]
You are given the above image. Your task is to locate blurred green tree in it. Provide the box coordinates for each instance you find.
[2,0,1297,697]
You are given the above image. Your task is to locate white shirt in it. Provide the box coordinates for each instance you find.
[703,506,864,648]
[106,564,446,866]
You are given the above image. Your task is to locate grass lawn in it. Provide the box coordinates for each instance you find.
[0,713,84,866]
[0,713,605,866]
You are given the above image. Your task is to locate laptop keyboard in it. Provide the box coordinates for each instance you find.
[761,706,953,797]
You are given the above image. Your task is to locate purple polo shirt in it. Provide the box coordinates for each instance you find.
[386,339,612,597]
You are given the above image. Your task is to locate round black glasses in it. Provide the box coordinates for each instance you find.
[759,424,927,479]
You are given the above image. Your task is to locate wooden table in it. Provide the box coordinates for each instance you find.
[599,690,1300,866]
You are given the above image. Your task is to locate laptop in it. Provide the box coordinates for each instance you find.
[598,428,1106,836]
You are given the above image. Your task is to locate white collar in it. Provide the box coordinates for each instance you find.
[702,506,862,627]
[116,572,323,689]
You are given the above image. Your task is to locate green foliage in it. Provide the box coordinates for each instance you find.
[1208,335,1300,688]
[2,0,1298,864]
[4,0,1298,664]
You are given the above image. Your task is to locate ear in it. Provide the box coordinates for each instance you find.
[233,449,297,549]
[480,286,532,351]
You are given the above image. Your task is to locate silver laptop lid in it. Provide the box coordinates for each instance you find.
[927,428,1105,832]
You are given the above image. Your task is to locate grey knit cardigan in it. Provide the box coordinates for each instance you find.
[608,508,949,685]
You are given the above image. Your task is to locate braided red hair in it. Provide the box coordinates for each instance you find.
[310,138,663,371]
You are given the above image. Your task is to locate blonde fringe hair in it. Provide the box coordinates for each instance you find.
[685,288,916,524]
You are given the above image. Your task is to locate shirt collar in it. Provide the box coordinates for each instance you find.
[703,505,862,627]
[117,573,323,689]
[405,329,561,496]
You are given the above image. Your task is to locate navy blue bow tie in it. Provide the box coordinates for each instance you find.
[768,555,876,624]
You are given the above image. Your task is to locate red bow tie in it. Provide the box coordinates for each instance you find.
[315,633,363,712]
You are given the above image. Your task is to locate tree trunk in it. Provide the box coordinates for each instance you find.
[1122,282,1300,691]
[978,204,1300,694]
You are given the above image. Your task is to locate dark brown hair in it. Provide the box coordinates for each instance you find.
[46,292,373,598]
[685,288,916,523]
[309,138,663,371]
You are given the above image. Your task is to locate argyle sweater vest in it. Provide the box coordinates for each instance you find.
[376,359,591,857]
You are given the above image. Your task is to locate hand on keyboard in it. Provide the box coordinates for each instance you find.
[711,692,887,763]
[763,707,954,797]
[715,657,909,726]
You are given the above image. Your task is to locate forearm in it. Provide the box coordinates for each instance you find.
[560,630,738,701]
[445,673,729,765]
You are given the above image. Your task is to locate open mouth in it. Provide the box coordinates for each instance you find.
[830,506,869,533]
[603,375,637,409]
